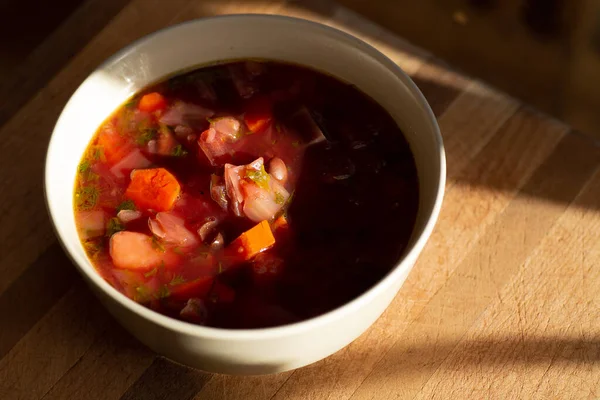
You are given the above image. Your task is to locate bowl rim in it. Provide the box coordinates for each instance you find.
[45,13,446,341]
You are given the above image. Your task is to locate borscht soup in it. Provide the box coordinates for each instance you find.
[74,60,419,329]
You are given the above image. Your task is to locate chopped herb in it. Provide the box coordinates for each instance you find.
[172,144,188,157]
[116,199,136,212]
[274,192,285,205]
[78,160,91,173]
[77,160,99,183]
[125,96,139,108]
[92,146,105,161]
[106,217,125,237]
[275,123,282,133]
[83,239,103,258]
[173,246,184,255]
[134,285,151,303]
[151,235,165,252]
[333,174,352,181]
[245,164,270,190]
[169,275,186,286]
[218,262,223,274]
[271,139,278,145]
[75,186,99,210]
[144,267,158,278]
[158,285,171,299]
[136,128,157,145]
[87,172,99,182]
[287,190,295,205]
[291,140,300,148]
[197,251,209,259]
[157,260,166,274]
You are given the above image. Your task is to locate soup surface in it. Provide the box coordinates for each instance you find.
[74,60,419,329]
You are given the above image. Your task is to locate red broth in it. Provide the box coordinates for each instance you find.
[74,60,419,329]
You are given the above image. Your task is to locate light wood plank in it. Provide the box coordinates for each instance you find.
[415,166,600,399]
[40,322,154,400]
[193,373,293,400]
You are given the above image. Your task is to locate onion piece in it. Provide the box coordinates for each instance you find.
[174,125,193,138]
[242,179,289,223]
[159,101,214,128]
[224,163,245,216]
[148,218,166,239]
[180,298,208,324]
[149,212,198,247]
[210,175,228,210]
[211,232,224,251]
[212,117,241,141]
[109,149,151,178]
[117,209,142,224]
[147,140,157,154]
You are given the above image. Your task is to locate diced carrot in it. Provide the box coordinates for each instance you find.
[244,97,272,133]
[125,168,181,212]
[97,126,132,164]
[271,214,289,240]
[228,220,275,261]
[138,92,167,113]
[170,276,213,301]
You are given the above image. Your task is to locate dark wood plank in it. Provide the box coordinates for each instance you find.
[0,243,77,359]
[0,0,132,128]
[119,358,212,400]
[0,286,110,400]
[41,322,154,400]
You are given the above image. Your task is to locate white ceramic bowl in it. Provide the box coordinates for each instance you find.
[45,15,445,375]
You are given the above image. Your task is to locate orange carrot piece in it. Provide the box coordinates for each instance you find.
[244,97,272,133]
[125,168,181,211]
[229,220,275,260]
[138,92,167,113]
[272,214,288,231]
[271,214,290,242]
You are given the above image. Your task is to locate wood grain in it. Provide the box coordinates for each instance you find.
[2,0,600,399]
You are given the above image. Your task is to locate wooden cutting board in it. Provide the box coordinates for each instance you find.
[1,1,598,399]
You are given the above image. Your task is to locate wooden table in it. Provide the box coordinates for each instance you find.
[1,1,599,399]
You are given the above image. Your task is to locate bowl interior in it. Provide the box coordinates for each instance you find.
[46,15,444,334]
